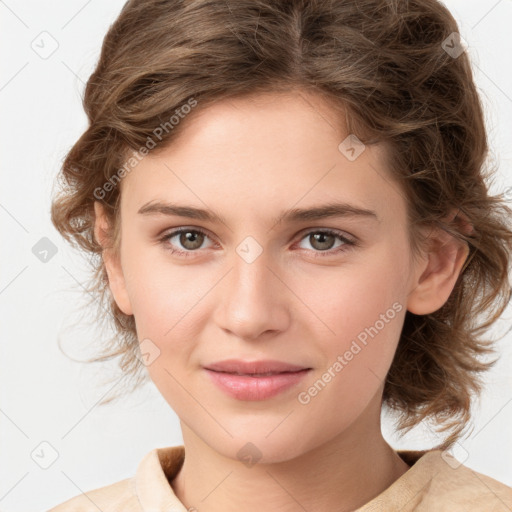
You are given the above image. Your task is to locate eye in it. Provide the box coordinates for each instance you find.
[296,229,357,257]
[159,227,214,257]
[159,227,358,259]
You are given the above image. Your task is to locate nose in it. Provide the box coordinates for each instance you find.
[211,249,291,341]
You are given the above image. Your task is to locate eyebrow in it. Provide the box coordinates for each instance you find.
[137,200,379,226]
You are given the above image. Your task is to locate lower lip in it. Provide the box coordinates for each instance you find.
[204,369,311,401]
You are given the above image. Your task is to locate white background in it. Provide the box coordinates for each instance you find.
[1,1,511,510]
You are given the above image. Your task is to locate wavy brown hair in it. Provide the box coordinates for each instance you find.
[51,0,512,449]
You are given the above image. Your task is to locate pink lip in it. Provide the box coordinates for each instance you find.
[203,359,312,401]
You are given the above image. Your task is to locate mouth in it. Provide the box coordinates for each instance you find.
[204,359,311,375]
[203,362,312,401]
[209,370,308,377]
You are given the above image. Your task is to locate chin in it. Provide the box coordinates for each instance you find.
[195,426,315,467]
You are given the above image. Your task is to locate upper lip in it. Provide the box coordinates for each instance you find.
[204,359,311,375]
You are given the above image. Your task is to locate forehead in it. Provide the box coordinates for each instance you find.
[120,91,406,226]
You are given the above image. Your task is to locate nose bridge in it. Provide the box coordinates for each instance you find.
[213,241,289,339]
[232,245,273,298]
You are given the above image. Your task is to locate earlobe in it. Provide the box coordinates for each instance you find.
[406,210,472,316]
[93,201,133,316]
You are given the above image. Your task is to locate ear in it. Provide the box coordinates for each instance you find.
[406,209,473,315]
[93,201,133,316]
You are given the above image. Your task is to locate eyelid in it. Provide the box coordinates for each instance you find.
[158,224,214,239]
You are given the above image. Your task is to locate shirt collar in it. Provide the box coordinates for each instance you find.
[134,445,436,511]
[135,445,187,512]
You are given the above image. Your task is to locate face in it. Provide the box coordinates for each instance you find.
[99,90,426,463]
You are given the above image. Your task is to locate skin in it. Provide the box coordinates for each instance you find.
[94,89,470,512]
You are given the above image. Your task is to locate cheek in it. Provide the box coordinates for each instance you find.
[298,249,407,379]
[308,255,404,327]
[121,253,206,408]
[291,265,406,437]
[121,247,214,357]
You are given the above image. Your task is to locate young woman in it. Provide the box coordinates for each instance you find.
[48,0,512,510]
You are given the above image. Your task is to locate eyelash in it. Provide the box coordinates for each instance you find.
[159,227,357,259]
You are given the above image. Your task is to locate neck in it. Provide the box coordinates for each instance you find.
[170,402,410,511]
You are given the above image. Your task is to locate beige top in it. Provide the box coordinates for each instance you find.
[47,445,512,511]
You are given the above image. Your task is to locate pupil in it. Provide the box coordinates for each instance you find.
[181,231,202,249]
[313,233,334,250]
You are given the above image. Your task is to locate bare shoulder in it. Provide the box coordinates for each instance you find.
[47,477,141,512]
